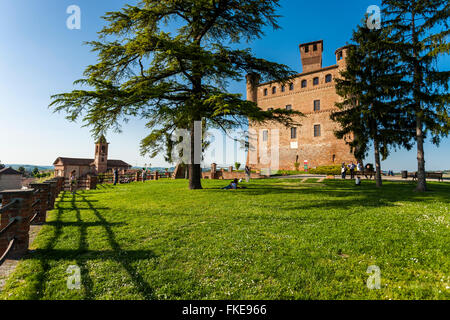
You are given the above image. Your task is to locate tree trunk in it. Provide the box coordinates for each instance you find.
[373,137,382,188]
[188,120,202,190]
[415,115,427,192]
[411,12,427,192]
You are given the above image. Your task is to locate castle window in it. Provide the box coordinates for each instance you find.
[332,154,336,163]
[281,85,285,92]
[286,105,292,111]
[268,108,273,111]
[314,100,320,111]
[325,74,332,83]
[101,146,106,152]
[262,130,268,142]
[338,51,343,60]
[304,46,309,53]
[313,44,318,51]
[264,88,268,96]
[291,128,297,139]
[101,157,105,162]
[272,86,276,94]
[314,125,321,137]
[301,80,307,88]
[313,77,319,86]
[289,83,294,91]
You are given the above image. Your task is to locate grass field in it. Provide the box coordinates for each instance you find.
[1,179,449,300]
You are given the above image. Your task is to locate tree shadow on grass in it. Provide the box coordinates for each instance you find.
[204,180,450,212]
[21,191,157,300]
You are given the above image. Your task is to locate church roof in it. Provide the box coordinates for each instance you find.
[53,157,131,168]
[54,157,93,166]
[107,160,132,168]
[0,167,22,175]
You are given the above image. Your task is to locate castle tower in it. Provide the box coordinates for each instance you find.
[335,45,350,70]
[299,40,323,73]
[246,73,260,103]
[94,135,109,173]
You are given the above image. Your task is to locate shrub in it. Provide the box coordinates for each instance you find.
[294,162,300,171]
[308,165,342,175]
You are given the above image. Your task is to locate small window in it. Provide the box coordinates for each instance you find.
[264,88,268,96]
[338,51,343,60]
[291,128,297,139]
[301,80,307,88]
[101,157,105,162]
[314,100,320,111]
[281,85,285,92]
[289,83,294,91]
[325,74,332,83]
[304,46,309,53]
[313,44,317,51]
[272,87,276,94]
[313,77,319,86]
[101,146,106,152]
[262,130,268,142]
[314,125,321,137]
[286,105,292,111]
[268,107,273,111]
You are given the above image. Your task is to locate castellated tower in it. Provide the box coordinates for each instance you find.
[94,135,109,174]
[299,40,323,73]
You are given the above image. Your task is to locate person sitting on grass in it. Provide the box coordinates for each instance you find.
[223,178,239,190]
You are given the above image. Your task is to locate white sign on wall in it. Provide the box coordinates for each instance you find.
[290,142,298,149]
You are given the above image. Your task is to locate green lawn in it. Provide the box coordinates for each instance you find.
[1,179,449,300]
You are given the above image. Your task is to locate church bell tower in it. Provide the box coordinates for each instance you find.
[94,135,109,173]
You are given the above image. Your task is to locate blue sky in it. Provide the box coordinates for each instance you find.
[0,0,448,171]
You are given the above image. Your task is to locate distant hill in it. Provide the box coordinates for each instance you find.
[3,164,54,171]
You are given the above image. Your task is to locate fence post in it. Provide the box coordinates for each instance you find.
[29,183,50,224]
[43,180,57,210]
[155,172,159,180]
[0,189,34,257]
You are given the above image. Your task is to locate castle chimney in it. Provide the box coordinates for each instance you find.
[299,40,323,73]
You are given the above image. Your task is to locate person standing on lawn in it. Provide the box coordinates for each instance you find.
[245,165,251,183]
[341,163,347,179]
[348,162,356,179]
[70,170,77,194]
[113,168,119,185]
[142,168,146,182]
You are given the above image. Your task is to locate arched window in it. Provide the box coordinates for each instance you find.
[325,74,332,83]
[281,85,285,92]
[301,80,307,88]
[264,88,268,96]
[313,77,319,86]
[289,83,294,91]
[272,86,277,94]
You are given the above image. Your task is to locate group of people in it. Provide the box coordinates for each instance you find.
[341,161,363,180]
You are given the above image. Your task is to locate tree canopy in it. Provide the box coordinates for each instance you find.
[50,0,302,189]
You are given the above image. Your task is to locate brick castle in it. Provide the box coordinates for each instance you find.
[246,40,356,171]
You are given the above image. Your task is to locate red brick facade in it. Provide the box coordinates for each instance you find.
[246,41,356,171]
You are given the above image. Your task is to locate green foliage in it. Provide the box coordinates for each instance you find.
[382,0,450,191]
[49,0,303,189]
[234,162,241,171]
[32,167,39,177]
[17,166,25,175]
[294,162,300,171]
[2,180,449,299]
[308,165,342,175]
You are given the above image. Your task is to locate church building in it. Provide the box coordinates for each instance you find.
[53,136,131,178]
[246,40,356,171]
